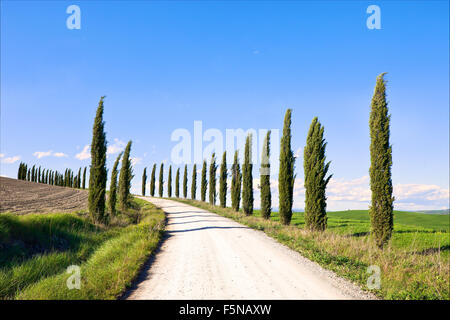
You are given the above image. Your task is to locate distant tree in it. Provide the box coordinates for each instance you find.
[369,73,394,249]
[150,164,156,196]
[38,166,41,183]
[77,168,81,188]
[168,166,172,197]
[109,152,123,215]
[209,153,217,205]
[191,164,197,199]
[304,118,332,231]
[142,167,147,196]
[82,167,87,189]
[158,163,164,197]
[201,160,207,202]
[27,168,31,181]
[88,96,108,223]
[118,141,133,213]
[31,165,35,182]
[242,134,253,215]
[279,109,295,225]
[260,130,272,219]
[175,168,180,197]
[231,151,242,212]
[219,152,227,208]
[183,165,188,198]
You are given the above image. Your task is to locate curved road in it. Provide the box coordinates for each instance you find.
[127,197,374,300]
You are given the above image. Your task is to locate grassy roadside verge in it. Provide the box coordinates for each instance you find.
[0,197,165,300]
[174,199,449,300]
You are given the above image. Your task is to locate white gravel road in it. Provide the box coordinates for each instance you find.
[127,197,375,300]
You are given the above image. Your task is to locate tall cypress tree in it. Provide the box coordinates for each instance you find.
[38,166,41,183]
[183,164,188,198]
[150,164,156,196]
[82,167,87,189]
[88,96,108,223]
[304,118,332,231]
[142,167,147,196]
[231,150,242,212]
[201,160,207,202]
[109,152,123,215]
[77,168,81,188]
[260,130,272,219]
[369,73,394,248]
[209,154,217,205]
[219,152,227,208]
[31,165,35,182]
[175,168,180,197]
[242,134,253,215]
[279,109,295,225]
[168,166,172,197]
[191,164,197,199]
[118,141,133,212]
[158,163,164,197]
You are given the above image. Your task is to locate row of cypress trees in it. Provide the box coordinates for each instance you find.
[88,96,134,224]
[17,162,87,189]
[142,73,393,248]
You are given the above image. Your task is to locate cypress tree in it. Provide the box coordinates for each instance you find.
[191,164,197,199]
[118,141,133,212]
[260,130,272,219]
[209,153,217,205]
[82,167,86,189]
[183,164,188,198]
[369,73,394,249]
[175,168,180,197]
[109,152,123,216]
[27,168,31,181]
[88,96,108,223]
[158,163,164,197]
[150,164,156,196]
[142,167,147,196]
[304,118,332,231]
[219,152,227,208]
[279,109,295,225]
[231,150,242,212]
[168,166,172,197]
[31,165,35,182]
[201,160,207,201]
[77,168,81,188]
[17,163,23,180]
[242,134,253,215]
[38,166,41,183]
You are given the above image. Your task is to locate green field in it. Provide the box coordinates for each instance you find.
[179,199,449,300]
[0,197,165,300]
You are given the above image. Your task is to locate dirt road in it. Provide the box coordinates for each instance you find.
[127,197,374,300]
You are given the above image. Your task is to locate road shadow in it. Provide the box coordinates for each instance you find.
[167,226,250,233]
[169,214,219,219]
[167,219,225,226]
[417,245,450,255]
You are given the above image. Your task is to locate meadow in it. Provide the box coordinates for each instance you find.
[0,197,165,300]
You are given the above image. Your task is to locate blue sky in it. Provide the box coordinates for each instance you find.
[1,1,448,210]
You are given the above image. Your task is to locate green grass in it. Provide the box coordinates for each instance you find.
[0,197,165,300]
[176,199,449,300]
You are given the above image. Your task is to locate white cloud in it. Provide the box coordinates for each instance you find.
[33,150,68,159]
[33,150,53,159]
[53,152,68,158]
[131,157,142,166]
[76,145,90,160]
[0,153,4,158]
[107,139,126,155]
[1,155,21,164]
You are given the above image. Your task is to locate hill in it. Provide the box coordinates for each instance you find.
[0,176,88,214]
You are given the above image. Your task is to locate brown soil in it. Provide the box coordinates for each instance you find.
[0,176,88,214]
